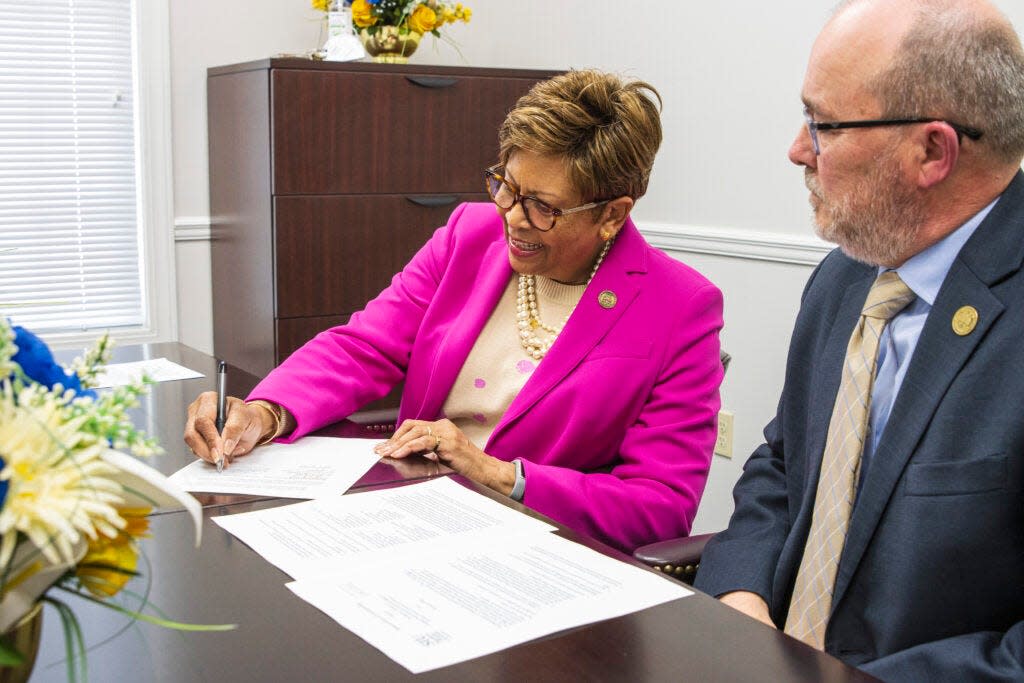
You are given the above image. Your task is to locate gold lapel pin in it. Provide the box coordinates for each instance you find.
[951,305,979,336]
[598,290,617,309]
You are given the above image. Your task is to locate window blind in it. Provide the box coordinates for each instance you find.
[0,0,144,334]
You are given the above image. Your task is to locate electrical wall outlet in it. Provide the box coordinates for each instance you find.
[715,410,734,459]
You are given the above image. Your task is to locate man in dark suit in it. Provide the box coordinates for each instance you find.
[694,0,1024,680]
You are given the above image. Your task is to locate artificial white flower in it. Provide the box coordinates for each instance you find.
[0,315,216,660]
[0,382,126,569]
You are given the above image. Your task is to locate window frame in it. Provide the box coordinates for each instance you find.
[42,0,178,349]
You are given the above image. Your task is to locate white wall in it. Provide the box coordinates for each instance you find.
[169,0,328,352]
[166,0,1024,532]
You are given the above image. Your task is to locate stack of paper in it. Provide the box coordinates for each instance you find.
[215,477,692,673]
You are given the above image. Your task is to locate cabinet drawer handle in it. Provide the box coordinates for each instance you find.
[405,76,458,89]
[406,195,458,208]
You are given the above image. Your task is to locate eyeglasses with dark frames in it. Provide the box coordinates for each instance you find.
[803,109,983,155]
[484,165,609,232]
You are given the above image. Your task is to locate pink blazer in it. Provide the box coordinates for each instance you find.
[249,203,723,551]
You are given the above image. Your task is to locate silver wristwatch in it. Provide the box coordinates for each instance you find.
[510,458,526,502]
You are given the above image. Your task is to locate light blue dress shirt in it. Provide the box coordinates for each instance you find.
[861,200,998,476]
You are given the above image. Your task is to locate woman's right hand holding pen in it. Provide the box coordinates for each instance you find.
[184,392,274,469]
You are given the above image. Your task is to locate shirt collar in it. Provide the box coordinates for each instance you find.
[887,198,999,306]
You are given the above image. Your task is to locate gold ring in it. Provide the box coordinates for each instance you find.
[433,434,441,452]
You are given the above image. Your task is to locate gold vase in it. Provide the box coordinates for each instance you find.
[359,26,422,64]
[0,603,42,683]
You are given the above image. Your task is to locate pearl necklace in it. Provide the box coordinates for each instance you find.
[515,238,614,360]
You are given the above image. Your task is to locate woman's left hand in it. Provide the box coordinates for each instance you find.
[374,419,516,496]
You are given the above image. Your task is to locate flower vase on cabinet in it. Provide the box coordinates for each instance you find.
[350,0,471,63]
[359,26,423,63]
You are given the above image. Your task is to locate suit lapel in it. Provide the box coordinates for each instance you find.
[487,222,646,445]
[831,172,1024,609]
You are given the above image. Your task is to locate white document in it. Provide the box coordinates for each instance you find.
[169,437,382,499]
[287,531,693,673]
[94,357,203,388]
[213,477,557,579]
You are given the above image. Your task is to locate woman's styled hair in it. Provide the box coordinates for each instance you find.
[497,70,663,202]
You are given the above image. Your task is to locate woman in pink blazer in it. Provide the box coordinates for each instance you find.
[185,70,723,552]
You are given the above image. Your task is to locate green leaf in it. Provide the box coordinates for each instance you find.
[57,586,237,632]
[43,596,88,683]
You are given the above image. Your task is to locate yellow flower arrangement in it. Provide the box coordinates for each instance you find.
[0,318,232,679]
[308,0,469,63]
[350,0,471,37]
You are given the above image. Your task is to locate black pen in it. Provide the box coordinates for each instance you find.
[215,360,227,472]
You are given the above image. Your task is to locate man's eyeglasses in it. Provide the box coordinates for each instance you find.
[484,166,609,232]
[803,109,983,155]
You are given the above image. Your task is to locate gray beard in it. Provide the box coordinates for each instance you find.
[806,164,920,267]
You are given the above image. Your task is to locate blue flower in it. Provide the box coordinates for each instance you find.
[11,325,95,399]
[1,325,102,509]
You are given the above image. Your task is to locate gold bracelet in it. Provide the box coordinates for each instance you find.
[246,400,285,446]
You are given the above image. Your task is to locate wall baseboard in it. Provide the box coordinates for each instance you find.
[171,214,832,266]
[174,216,212,242]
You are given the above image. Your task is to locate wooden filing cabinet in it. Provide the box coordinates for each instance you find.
[207,59,558,406]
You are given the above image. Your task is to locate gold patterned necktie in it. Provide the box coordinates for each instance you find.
[784,270,916,650]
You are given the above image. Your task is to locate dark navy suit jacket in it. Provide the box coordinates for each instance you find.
[696,172,1024,681]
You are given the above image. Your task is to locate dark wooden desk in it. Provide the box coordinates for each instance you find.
[30,343,876,682]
